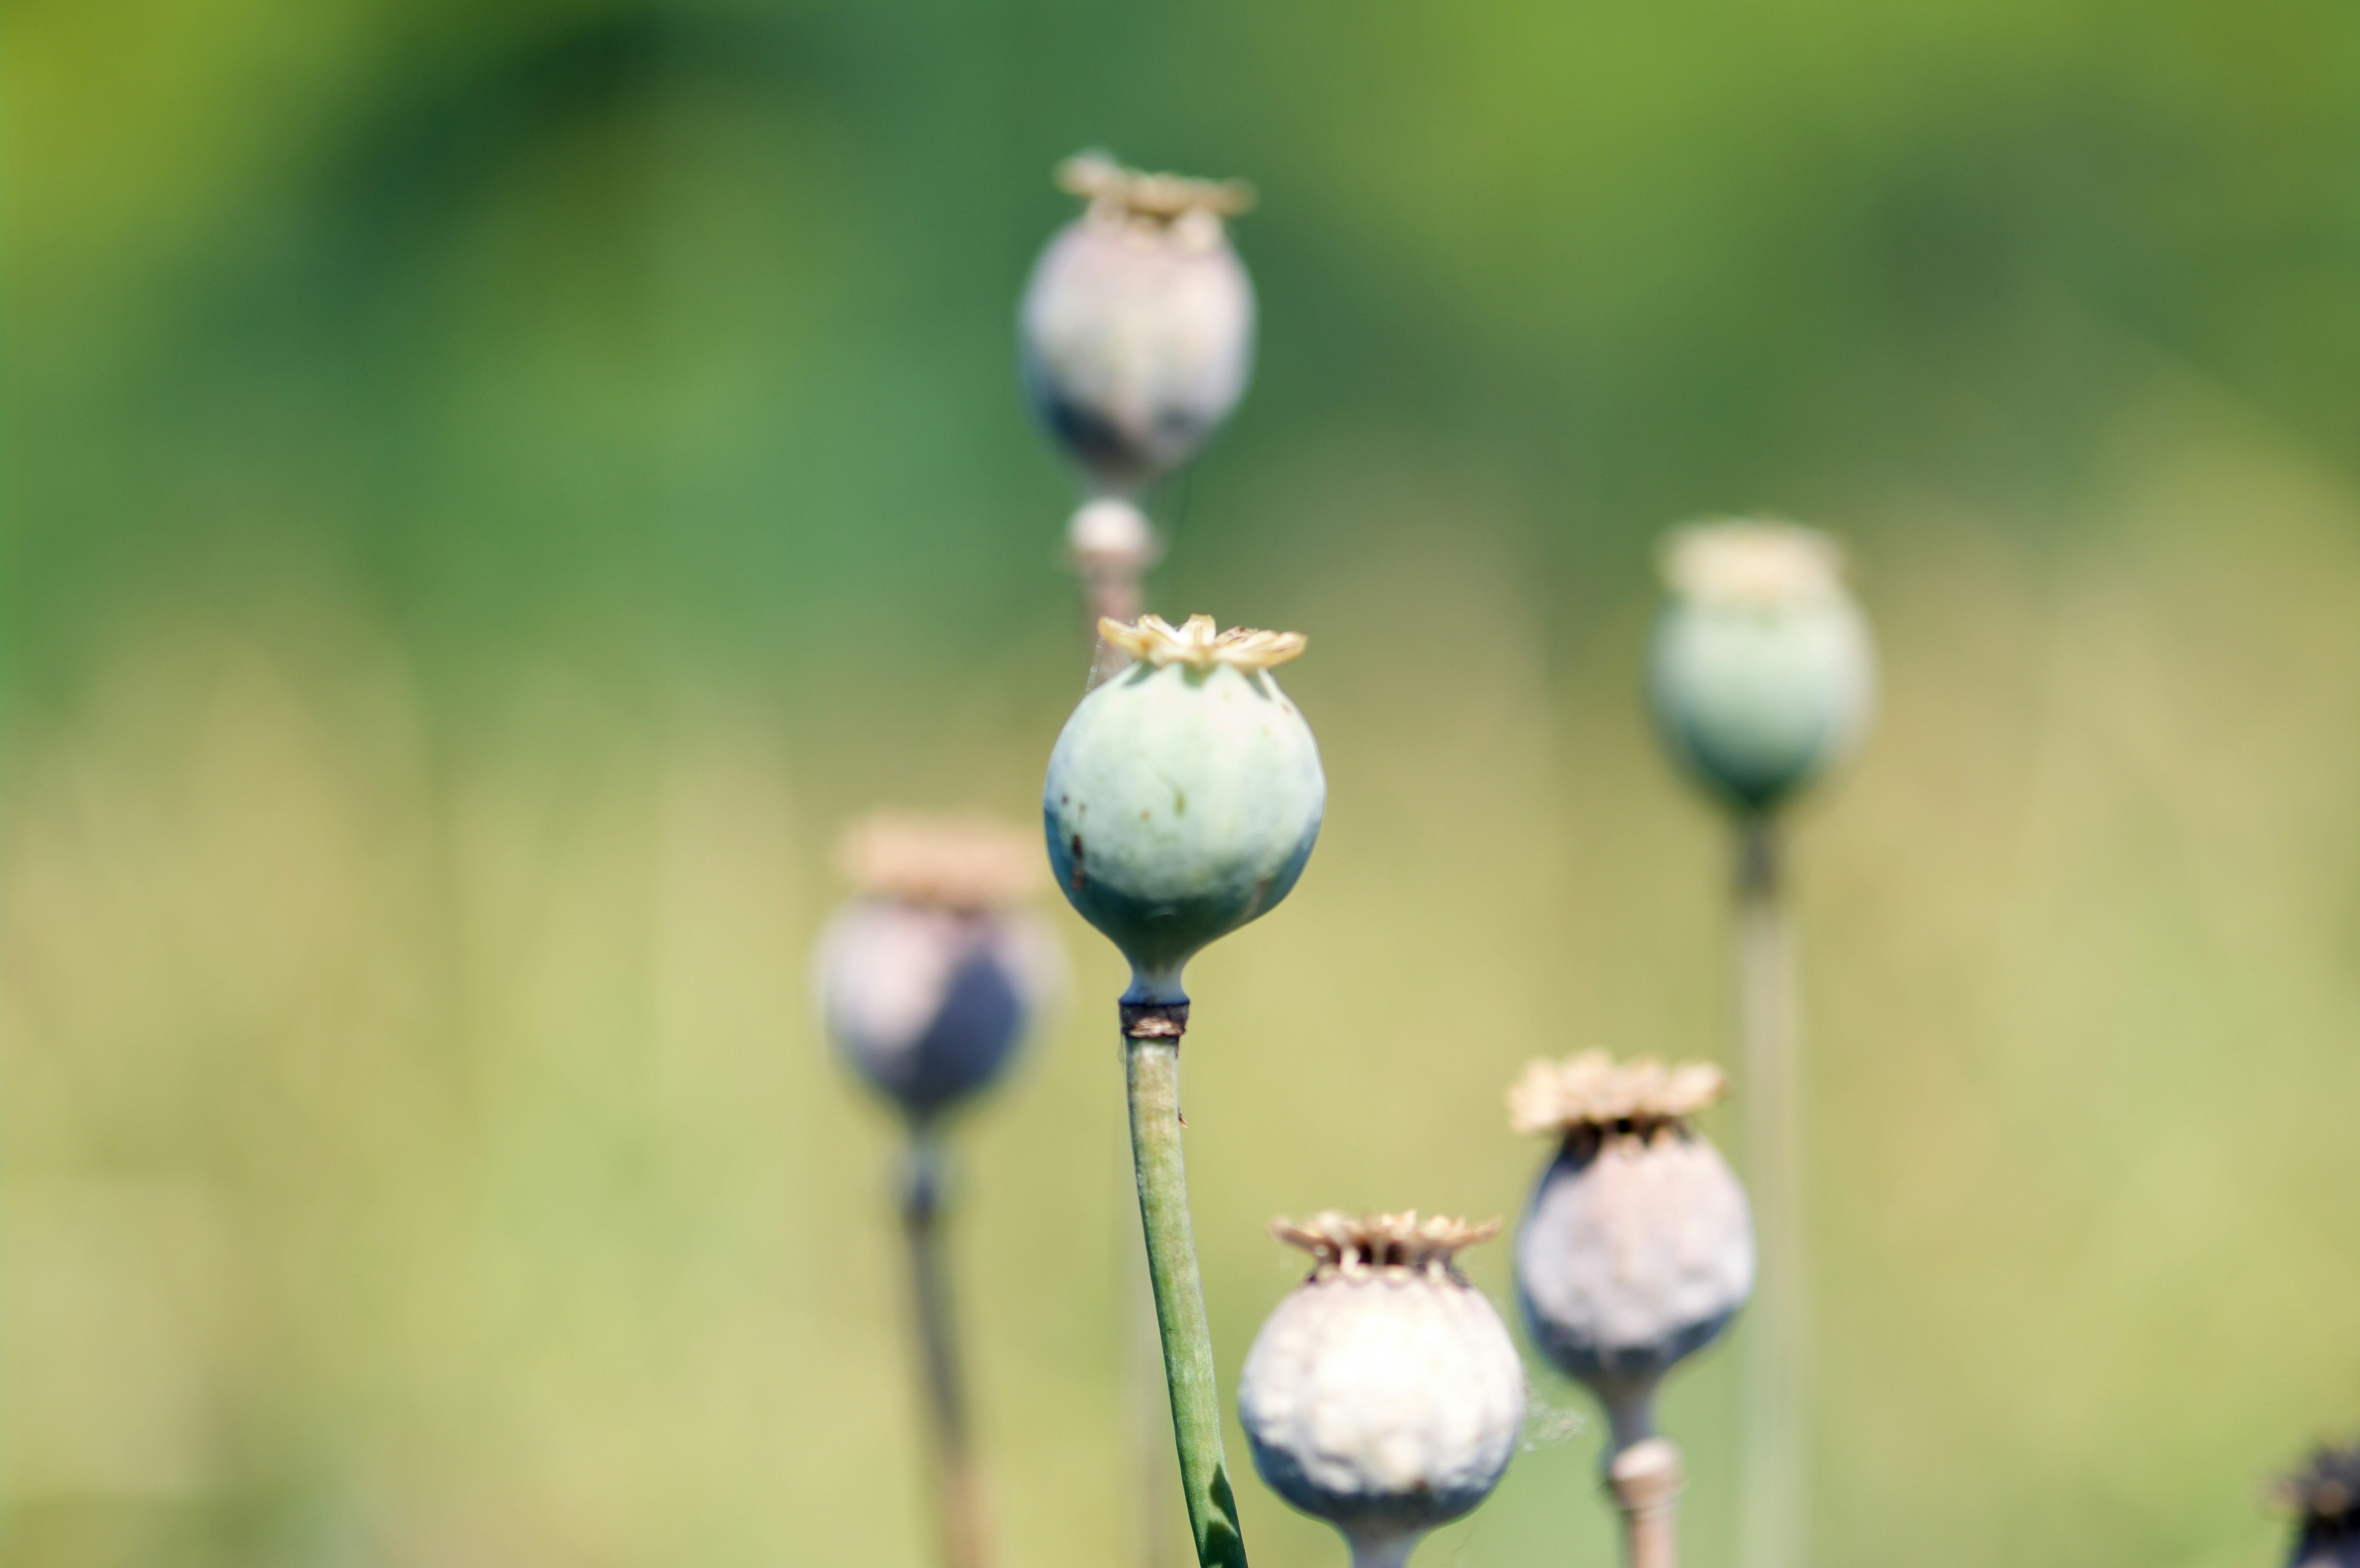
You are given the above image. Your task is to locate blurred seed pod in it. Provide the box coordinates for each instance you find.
[815,813,1065,1123]
[1647,520,1876,815]
[1510,1053,1754,1446]
[1068,495,1160,575]
[1019,152,1257,498]
[1240,1212,1523,1568]
[2274,1442,2360,1568]
[1044,614,1323,1003]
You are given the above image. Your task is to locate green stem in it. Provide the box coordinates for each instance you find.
[1126,1201,1188,1568]
[901,1137,990,1568]
[1074,516,1176,1568]
[1123,1010,1248,1568]
[1733,817,1808,1568]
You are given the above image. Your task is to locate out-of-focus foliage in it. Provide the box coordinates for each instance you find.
[6,3,2359,1567]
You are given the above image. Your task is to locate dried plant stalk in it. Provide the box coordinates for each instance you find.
[901,1141,991,1568]
[1734,820,1809,1568]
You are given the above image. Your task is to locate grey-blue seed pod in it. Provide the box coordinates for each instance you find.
[815,814,1064,1124]
[2276,1443,2360,1568]
[1019,153,1256,499]
[1648,521,1875,815]
[1510,1053,1754,1454]
[1044,615,1323,1005]
[1241,1213,1525,1568]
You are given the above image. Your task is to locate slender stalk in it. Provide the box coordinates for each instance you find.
[1070,498,1155,691]
[1344,1530,1422,1568]
[900,1137,990,1568]
[1083,560,1146,689]
[1077,509,1183,1568]
[1123,1008,1249,1568]
[1600,1381,1659,1465]
[1127,1208,1189,1568]
[1733,818,1808,1568]
[1609,1439,1686,1568]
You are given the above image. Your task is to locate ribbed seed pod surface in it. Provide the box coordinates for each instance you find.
[1509,1053,1754,1424]
[1044,614,1322,1002]
[1241,1212,1523,1568]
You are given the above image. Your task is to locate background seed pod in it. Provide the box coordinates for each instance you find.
[2276,1443,2360,1568]
[1647,522,1876,814]
[814,899,1063,1121]
[1516,1128,1755,1401]
[1018,210,1256,497]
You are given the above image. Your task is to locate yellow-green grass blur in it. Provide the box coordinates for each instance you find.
[8,3,2360,1567]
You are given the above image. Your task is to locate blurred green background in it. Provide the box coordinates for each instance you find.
[8,1,2360,1565]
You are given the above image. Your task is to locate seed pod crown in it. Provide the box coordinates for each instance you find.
[1271,1210,1501,1283]
[1057,151,1254,246]
[839,811,1046,911]
[1509,1051,1727,1139]
[1100,612,1307,672]
[1661,520,1848,608]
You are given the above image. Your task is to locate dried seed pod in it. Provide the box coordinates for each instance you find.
[1240,1212,1524,1568]
[1019,152,1257,498]
[1510,1052,1754,1452]
[2275,1442,2360,1567]
[1647,520,1875,815]
[815,813,1064,1123]
[1044,614,1323,1004]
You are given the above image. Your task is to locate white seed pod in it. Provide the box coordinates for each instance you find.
[1019,153,1257,498]
[1509,1053,1754,1446]
[1240,1213,1524,1568]
[814,814,1064,1122]
[1647,520,1876,815]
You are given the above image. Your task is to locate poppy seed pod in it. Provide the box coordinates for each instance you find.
[1240,1213,1525,1568]
[1045,614,1323,1004]
[1510,1053,1754,1453]
[1019,153,1257,499]
[1647,521,1875,815]
[815,813,1065,1123]
[2276,1443,2360,1568]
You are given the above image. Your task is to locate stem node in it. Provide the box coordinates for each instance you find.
[1122,999,1191,1040]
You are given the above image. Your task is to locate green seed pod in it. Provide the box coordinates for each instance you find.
[1647,521,1875,815]
[1019,153,1257,498]
[815,814,1064,1123]
[2275,1443,2360,1568]
[1510,1053,1754,1453]
[1240,1213,1524,1568]
[1044,614,1323,1004]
